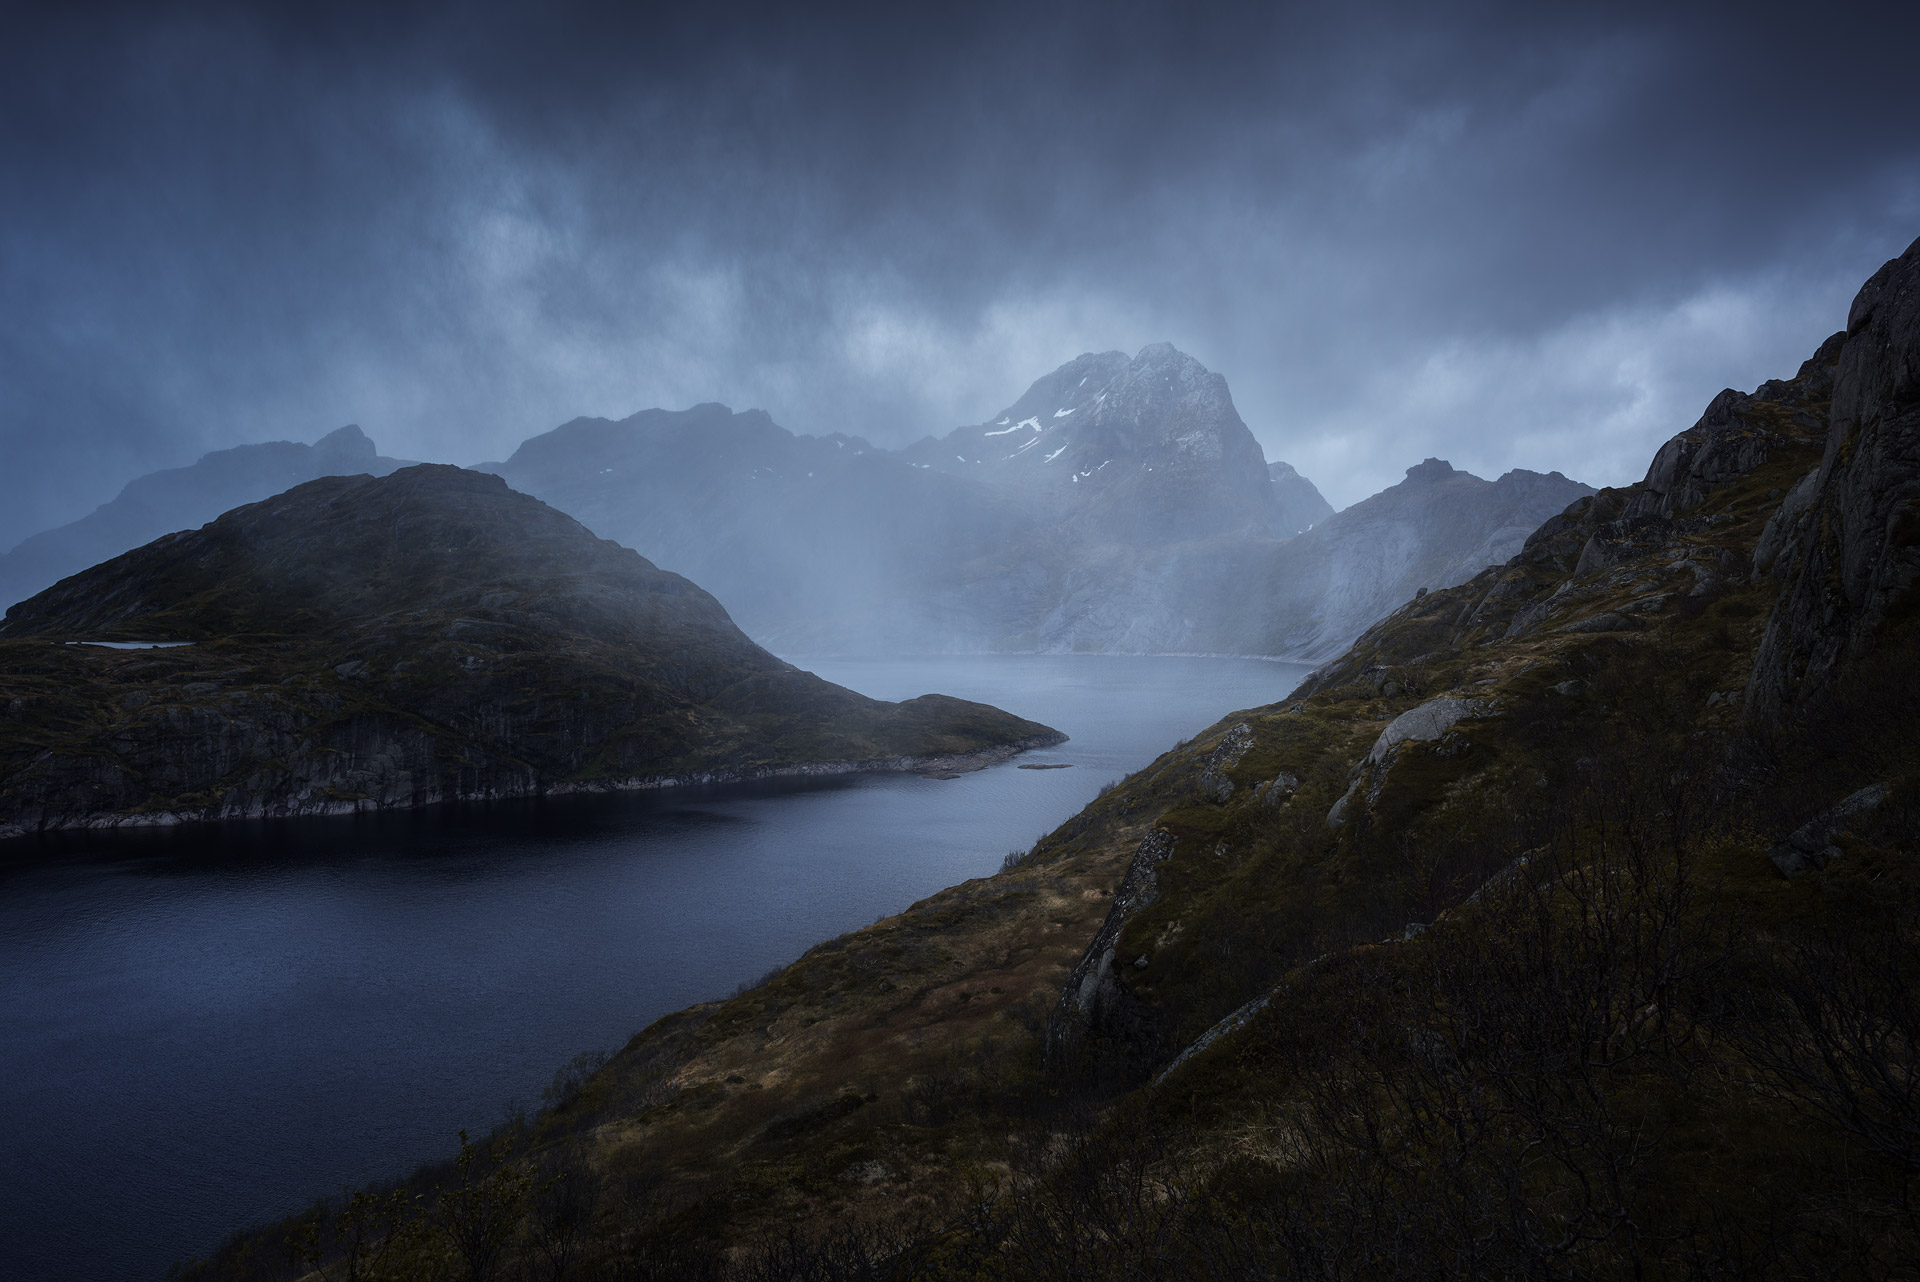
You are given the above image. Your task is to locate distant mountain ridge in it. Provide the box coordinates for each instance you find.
[0,424,412,610]
[1003,457,1592,659]
[485,344,1582,655]
[4,347,1592,660]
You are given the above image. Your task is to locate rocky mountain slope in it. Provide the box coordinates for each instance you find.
[479,403,1032,649]
[1267,459,1333,535]
[183,238,1920,1280]
[0,465,1061,835]
[1017,457,1590,657]
[899,343,1279,544]
[0,424,411,611]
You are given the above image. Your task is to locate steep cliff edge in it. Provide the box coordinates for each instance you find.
[1747,236,1920,718]
[0,465,1062,835]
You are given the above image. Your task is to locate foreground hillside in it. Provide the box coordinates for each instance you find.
[0,466,1061,835]
[181,237,1919,1281]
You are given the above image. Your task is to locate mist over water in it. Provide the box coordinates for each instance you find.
[0,653,1306,1282]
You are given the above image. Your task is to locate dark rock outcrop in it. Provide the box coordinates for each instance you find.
[1747,236,1920,717]
[0,465,1062,835]
[1768,782,1890,877]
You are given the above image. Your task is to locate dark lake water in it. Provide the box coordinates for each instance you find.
[0,653,1308,1282]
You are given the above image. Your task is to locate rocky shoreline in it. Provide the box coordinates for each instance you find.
[0,731,1066,841]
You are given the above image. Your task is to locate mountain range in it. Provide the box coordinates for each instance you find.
[485,343,1584,655]
[1,347,1584,663]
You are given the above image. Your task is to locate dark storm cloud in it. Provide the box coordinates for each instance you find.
[4,0,1918,547]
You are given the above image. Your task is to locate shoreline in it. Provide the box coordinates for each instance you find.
[0,731,1067,841]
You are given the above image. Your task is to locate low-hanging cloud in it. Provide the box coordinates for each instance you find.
[3,0,1918,544]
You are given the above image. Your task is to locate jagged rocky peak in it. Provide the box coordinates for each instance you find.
[1268,459,1335,535]
[1748,234,1920,715]
[1403,457,1457,482]
[311,423,378,465]
[909,342,1276,543]
[1622,332,1845,525]
[927,343,1262,478]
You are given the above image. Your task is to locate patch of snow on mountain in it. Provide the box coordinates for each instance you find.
[1043,446,1067,463]
[985,416,1043,437]
[1053,408,1075,417]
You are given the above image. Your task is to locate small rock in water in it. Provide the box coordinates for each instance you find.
[1017,762,1074,770]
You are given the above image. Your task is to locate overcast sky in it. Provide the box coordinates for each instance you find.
[4,0,1917,549]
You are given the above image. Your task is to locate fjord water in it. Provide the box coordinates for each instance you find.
[0,654,1307,1282]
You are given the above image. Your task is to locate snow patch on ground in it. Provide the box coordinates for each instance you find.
[1053,407,1075,417]
[1043,445,1068,463]
[985,416,1042,437]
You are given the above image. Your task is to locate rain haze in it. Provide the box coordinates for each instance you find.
[3,0,1919,551]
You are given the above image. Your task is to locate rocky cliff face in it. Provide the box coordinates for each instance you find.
[1747,236,1920,717]
[0,465,1061,835]
[0,425,411,611]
